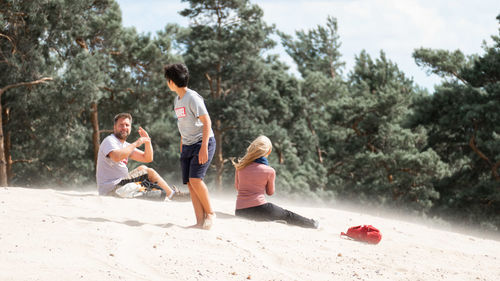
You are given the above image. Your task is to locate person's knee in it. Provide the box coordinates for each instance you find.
[144,167,161,183]
[188,178,205,191]
[146,167,159,177]
[189,178,202,184]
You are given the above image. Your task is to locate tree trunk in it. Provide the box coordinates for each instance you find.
[469,133,500,182]
[0,77,52,186]
[90,102,100,169]
[3,107,12,183]
[5,130,12,183]
[204,71,224,190]
[305,115,323,163]
[214,119,224,191]
[276,146,284,164]
[0,102,7,186]
[3,107,36,183]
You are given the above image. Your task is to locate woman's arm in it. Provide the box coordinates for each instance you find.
[266,170,275,196]
[234,170,239,191]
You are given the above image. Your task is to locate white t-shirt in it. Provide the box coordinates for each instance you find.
[96,134,131,195]
[174,89,214,145]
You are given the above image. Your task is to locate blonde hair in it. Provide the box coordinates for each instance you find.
[233,135,272,170]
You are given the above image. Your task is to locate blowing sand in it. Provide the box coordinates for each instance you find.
[0,186,499,281]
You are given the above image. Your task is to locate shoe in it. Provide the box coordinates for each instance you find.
[202,213,216,230]
[312,219,320,229]
[170,185,191,201]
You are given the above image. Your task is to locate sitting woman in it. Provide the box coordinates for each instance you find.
[233,135,319,229]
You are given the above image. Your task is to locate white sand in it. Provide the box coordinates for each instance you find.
[0,186,498,281]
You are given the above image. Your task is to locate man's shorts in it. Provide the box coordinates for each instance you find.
[180,137,216,184]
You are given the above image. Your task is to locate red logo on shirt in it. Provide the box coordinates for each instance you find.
[121,158,128,165]
[175,107,186,118]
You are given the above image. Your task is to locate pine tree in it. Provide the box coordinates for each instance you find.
[177,0,275,189]
[0,0,60,185]
[277,17,344,192]
[411,14,500,228]
[328,51,447,212]
[280,16,344,80]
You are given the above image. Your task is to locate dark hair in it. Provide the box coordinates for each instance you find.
[164,63,189,87]
[114,113,132,124]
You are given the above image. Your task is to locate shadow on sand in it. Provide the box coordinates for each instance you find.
[57,192,98,197]
[57,216,179,228]
[215,211,236,219]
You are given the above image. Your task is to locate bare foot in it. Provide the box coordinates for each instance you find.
[186,223,203,229]
[202,213,216,230]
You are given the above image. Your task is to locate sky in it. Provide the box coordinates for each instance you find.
[115,0,499,91]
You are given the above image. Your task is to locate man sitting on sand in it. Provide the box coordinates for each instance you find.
[96,113,182,200]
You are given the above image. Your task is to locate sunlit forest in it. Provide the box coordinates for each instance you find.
[1,0,499,230]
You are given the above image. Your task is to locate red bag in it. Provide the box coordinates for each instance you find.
[341,225,382,244]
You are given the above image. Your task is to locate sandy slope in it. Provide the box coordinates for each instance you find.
[0,186,498,281]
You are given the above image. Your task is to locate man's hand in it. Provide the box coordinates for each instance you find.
[138,127,150,139]
[129,127,153,163]
[198,145,208,164]
[136,127,151,146]
[135,136,151,147]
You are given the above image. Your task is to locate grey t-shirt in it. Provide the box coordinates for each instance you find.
[96,134,130,195]
[174,88,214,145]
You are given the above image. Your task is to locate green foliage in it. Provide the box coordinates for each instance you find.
[2,0,122,186]
[277,17,346,194]
[410,14,500,229]
[323,51,447,212]
[280,15,344,79]
[413,48,469,80]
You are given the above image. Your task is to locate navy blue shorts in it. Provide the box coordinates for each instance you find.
[180,137,216,184]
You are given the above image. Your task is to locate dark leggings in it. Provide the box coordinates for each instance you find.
[235,203,316,228]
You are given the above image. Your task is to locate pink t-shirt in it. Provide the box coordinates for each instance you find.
[235,162,275,209]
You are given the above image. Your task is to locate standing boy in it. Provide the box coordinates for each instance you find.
[164,63,216,229]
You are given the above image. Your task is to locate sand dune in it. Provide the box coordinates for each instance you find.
[0,186,498,281]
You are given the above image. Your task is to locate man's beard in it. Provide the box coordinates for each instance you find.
[114,131,129,140]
